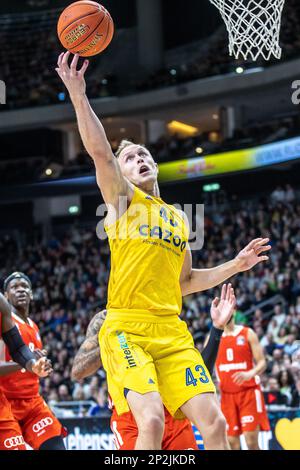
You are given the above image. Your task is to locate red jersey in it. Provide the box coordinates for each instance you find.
[215,326,260,393]
[0,312,42,399]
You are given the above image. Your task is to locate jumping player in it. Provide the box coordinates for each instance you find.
[56,51,271,450]
[215,313,270,450]
[0,287,52,450]
[0,272,67,450]
[72,284,235,450]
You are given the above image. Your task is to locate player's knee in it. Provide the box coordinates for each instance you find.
[138,413,164,437]
[246,435,259,450]
[209,411,227,437]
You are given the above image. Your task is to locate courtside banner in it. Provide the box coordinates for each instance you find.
[61,417,115,450]
[158,136,300,183]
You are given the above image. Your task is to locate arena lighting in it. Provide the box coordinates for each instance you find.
[168,121,199,136]
[45,168,53,176]
[170,69,177,76]
[195,147,203,154]
[68,205,79,214]
[203,183,220,192]
[236,66,245,74]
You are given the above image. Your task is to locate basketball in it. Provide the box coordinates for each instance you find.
[57,1,114,57]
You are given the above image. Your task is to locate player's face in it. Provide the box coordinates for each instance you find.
[5,279,32,309]
[118,145,158,189]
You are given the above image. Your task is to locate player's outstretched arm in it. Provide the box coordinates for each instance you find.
[55,52,130,207]
[71,310,106,381]
[180,238,271,296]
[232,328,267,385]
[202,284,236,374]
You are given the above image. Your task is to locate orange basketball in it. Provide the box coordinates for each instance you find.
[57,1,114,57]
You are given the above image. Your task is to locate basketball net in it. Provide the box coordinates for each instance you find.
[209,0,286,61]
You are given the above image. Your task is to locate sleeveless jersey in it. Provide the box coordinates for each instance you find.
[215,326,260,393]
[105,185,189,317]
[0,312,42,399]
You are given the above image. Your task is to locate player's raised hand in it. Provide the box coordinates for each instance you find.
[31,356,53,378]
[235,238,271,272]
[210,283,236,330]
[55,52,89,101]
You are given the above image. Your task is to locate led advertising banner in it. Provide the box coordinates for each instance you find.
[158,136,300,183]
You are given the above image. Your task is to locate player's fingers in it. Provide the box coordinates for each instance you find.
[245,238,263,251]
[220,284,227,301]
[258,256,269,262]
[61,51,71,70]
[70,53,79,73]
[212,297,219,307]
[57,52,64,67]
[255,245,271,255]
[79,59,89,76]
[226,283,231,301]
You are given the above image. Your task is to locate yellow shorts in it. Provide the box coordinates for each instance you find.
[99,311,216,418]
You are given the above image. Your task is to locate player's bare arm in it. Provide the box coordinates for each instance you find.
[180,238,271,296]
[55,52,132,209]
[232,328,267,385]
[71,310,106,381]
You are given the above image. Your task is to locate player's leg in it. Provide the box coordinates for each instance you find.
[0,393,26,450]
[220,391,241,450]
[39,436,66,450]
[154,319,227,450]
[243,428,260,450]
[239,388,264,450]
[126,390,165,450]
[228,435,241,450]
[110,409,138,450]
[180,393,229,450]
[0,421,27,451]
[11,396,67,451]
[162,414,198,450]
[99,321,164,450]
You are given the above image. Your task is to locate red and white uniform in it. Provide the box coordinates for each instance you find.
[0,312,26,450]
[108,396,198,450]
[216,326,270,437]
[0,312,66,450]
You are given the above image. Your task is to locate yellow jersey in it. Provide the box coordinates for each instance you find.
[104,185,189,317]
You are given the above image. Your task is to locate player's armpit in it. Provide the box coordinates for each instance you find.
[71,334,102,381]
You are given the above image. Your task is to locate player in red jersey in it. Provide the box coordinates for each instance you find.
[0,272,66,450]
[0,285,52,450]
[215,313,270,450]
[72,284,236,450]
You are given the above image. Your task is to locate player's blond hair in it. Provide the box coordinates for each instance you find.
[115,140,146,158]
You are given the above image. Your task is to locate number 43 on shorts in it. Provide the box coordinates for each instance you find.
[185,365,210,387]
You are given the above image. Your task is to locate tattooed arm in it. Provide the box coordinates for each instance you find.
[71,310,106,381]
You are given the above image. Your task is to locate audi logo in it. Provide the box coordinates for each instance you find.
[32,417,53,433]
[4,435,25,449]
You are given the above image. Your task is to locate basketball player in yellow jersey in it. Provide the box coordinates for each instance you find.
[56,52,271,450]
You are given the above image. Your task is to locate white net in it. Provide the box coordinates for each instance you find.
[209,0,286,61]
